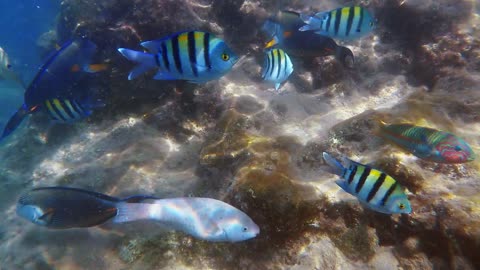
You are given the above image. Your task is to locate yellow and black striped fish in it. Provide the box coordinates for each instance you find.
[261,48,293,91]
[299,6,375,40]
[323,152,411,214]
[118,31,238,83]
[44,98,91,122]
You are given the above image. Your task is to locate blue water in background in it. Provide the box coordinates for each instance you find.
[0,0,59,130]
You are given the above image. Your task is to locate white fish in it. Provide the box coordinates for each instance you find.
[113,198,260,242]
[0,47,24,88]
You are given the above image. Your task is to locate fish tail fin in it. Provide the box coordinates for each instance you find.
[322,152,345,176]
[335,46,355,69]
[117,48,157,80]
[1,104,30,139]
[299,13,322,31]
[112,202,155,223]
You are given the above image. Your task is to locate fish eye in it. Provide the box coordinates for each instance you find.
[399,203,405,210]
[221,53,230,61]
[369,21,374,27]
[454,146,462,151]
[242,227,248,232]
[6,64,12,69]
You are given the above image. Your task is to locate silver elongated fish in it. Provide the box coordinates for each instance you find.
[113,198,260,242]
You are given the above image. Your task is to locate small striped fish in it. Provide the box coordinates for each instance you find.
[299,6,375,40]
[44,98,91,123]
[261,48,293,91]
[323,152,411,215]
[377,123,475,164]
[118,31,238,83]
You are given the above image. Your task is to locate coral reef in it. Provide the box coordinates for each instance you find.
[0,0,479,269]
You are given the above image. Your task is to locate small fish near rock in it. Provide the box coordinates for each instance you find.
[323,152,412,215]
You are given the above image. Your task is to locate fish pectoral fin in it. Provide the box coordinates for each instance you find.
[414,143,435,157]
[38,208,55,223]
[274,83,281,90]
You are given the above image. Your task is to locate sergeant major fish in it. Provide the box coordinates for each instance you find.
[299,6,375,40]
[17,186,260,242]
[118,31,238,83]
[1,38,107,140]
[262,10,355,68]
[376,123,475,164]
[262,48,293,91]
[323,152,412,215]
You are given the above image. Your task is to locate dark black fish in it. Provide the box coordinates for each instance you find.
[17,187,157,229]
[262,10,354,68]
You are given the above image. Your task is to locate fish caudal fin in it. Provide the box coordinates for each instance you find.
[335,46,355,68]
[1,104,30,140]
[117,48,157,80]
[322,152,345,176]
[299,13,323,32]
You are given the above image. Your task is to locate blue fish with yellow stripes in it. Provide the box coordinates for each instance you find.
[261,48,293,91]
[323,152,412,215]
[262,10,355,68]
[1,38,107,140]
[299,6,375,40]
[118,31,238,83]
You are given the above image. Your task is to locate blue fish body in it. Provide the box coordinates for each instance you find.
[323,152,412,215]
[299,6,375,40]
[118,31,238,83]
[1,38,105,139]
[262,48,293,90]
[262,11,355,68]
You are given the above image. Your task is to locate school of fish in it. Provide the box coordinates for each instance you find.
[1,3,476,246]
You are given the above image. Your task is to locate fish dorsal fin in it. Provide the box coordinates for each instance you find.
[31,187,120,202]
[122,195,159,203]
[340,156,364,168]
[140,40,163,54]
[141,31,191,54]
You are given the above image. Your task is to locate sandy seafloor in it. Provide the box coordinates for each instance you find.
[0,0,480,269]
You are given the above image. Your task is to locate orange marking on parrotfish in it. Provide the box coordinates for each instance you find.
[29,105,39,112]
[283,31,292,38]
[71,64,81,72]
[87,63,109,72]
